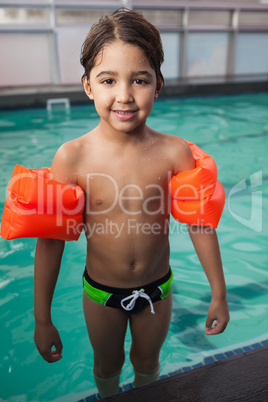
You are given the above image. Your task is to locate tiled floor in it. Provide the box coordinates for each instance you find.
[78,338,268,402]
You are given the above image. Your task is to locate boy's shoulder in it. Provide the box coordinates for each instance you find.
[58,131,90,154]
[151,129,188,147]
[51,132,92,183]
[54,130,95,164]
[151,130,195,174]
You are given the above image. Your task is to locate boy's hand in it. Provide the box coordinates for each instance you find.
[34,322,63,363]
[205,296,229,335]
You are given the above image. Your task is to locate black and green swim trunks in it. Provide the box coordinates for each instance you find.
[83,267,173,315]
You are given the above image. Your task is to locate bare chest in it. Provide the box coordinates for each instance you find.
[78,159,171,216]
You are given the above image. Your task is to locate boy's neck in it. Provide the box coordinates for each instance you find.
[98,120,149,145]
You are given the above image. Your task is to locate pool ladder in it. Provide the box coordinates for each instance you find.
[46,98,70,114]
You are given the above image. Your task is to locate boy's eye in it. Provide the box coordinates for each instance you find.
[134,79,147,85]
[102,79,114,85]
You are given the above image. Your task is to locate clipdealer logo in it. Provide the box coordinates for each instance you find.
[4,170,264,235]
[227,170,263,233]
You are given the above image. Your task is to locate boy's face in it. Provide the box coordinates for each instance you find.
[84,40,162,135]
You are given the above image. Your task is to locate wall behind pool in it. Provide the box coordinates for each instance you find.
[0,1,268,109]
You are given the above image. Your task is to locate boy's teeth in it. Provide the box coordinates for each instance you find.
[117,111,131,114]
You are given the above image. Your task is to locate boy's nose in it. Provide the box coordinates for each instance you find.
[116,84,133,103]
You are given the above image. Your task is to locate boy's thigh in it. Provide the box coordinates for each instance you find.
[83,291,129,360]
[129,292,173,360]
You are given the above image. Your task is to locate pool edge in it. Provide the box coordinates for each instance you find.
[80,339,268,401]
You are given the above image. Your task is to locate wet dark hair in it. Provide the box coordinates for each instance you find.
[80,8,164,82]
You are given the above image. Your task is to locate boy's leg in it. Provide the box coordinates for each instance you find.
[83,292,129,397]
[129,292,172,387]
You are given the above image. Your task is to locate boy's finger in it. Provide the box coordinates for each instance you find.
[205,320,226,335]
[52,340,63,361]
[44,350,62,363]
[51,350,63,361]
[205,326,217,335]
[205,317,214,329]
[54,339,63,354]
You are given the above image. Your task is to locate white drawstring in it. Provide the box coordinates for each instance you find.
[120,289,155,314]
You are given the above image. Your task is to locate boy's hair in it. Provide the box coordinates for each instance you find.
[80,8,164,82]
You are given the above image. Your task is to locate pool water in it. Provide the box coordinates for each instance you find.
[0,93,268,402]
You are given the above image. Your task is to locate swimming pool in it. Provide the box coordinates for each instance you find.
[0,93,267,402]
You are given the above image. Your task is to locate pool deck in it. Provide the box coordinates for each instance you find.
[80,341,268,402]
[102,345,268,402]
[0,76,268,109]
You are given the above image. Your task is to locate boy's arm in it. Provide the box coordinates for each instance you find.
[34,142,78,362]
[34,238,65,362]
[188,227,229,335]
[173,139,229,334]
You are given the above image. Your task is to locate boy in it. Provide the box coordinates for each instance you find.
[34,9,229,398]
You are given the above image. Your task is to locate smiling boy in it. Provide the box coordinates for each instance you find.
[33,9,229,398]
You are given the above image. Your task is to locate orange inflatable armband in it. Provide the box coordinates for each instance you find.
[0,165,85,241]
[169,141,225,228]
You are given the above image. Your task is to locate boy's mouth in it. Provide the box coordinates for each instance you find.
[112,109,138,120]
[113,110,136,115]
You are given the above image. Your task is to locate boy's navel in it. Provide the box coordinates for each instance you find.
[130,262,136,270]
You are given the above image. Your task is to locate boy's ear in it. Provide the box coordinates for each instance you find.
[83,77,94,100]
[154,77,163,100]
